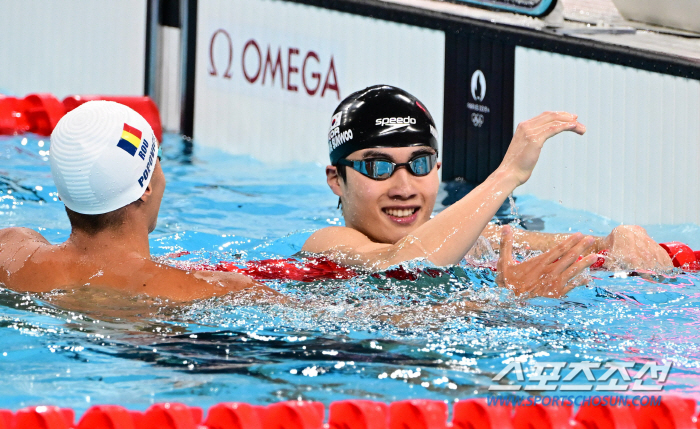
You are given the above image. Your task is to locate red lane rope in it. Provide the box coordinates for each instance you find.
[3,396,697,429]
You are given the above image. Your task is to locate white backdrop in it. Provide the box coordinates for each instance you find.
[0,0,147,98]
[514,47,700,225]
[194,0,445,165]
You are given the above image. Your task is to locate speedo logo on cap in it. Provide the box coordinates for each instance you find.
[375,116,417,134]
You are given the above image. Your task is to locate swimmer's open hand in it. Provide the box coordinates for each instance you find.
[496,225,597,298]
[599,225,673,272]
[498,111,586,186]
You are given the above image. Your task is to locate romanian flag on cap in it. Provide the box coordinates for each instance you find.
[116,123,143,156]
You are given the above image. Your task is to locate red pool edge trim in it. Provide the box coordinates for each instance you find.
[2,395,699,429]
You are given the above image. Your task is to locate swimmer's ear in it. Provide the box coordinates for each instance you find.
[326,165,344,198]
[137,183,153,204]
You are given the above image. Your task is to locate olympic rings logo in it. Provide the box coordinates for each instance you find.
[471,113,485,128]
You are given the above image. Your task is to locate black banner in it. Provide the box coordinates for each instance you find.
[443,33,515,184]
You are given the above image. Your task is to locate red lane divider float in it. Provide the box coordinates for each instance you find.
[0,95,30,135]
[389,400,447,429]
[633,396,697,429]
[63,95,162,143]
[575,403,637,429]
[512,403,580,429]
[660,242,700,272]
[76,405,135,429]
[13,406,74,429]
[205,403,264,429]
[453,398,513,429]
[329,400,388,429]
[0,93,162,142]
[2,397,699,429]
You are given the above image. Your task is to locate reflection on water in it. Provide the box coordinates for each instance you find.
[1,133,699,413]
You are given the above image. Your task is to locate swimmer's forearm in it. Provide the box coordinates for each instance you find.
[482,224,604,254]
[485,227,572,252]
[400,168,520,266]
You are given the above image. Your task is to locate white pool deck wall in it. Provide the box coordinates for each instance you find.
[0,0,148,98]
[192,0,446,166]
[513,47,700,225]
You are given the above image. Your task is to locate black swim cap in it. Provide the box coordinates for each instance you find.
[328,85,439,165]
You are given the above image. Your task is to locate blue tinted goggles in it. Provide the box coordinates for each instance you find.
[336,153,437,180]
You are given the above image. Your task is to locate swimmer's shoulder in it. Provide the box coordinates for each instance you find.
[0,227,50,257]
[0,227,49,244]
[302,226,372,254]
[0,227,54,289]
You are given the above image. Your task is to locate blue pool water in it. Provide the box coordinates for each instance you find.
[1,133,699,414]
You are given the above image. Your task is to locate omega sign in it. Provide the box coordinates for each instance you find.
[208,29,341,99]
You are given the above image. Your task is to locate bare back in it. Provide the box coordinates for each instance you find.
[0,227,270,302]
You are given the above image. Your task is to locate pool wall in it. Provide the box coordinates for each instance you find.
[514,47,700,225]
[1,0,699,225]
[191,0,446,166]
[183,0,700,225]
[0,0,149,99]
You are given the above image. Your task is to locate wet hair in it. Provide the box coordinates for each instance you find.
[336,164,347,182]
[65,206,129,235]
[335,165,346,210]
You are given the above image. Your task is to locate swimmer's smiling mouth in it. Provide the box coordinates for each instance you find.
[383,207,418,217]
[382,206,420,224]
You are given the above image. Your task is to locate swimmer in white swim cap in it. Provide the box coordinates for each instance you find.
[0,101,274,302]
[303,86,672,298]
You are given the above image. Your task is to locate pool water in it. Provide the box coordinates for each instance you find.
[1,133,699,414]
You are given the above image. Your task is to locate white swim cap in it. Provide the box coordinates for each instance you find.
[50,100,159,215]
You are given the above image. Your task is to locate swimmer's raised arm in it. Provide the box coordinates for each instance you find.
[304,111,586,270]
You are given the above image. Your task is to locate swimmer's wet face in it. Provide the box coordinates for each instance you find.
[324,85,440,245]
[336,152,437,180]
[328,146,440,244]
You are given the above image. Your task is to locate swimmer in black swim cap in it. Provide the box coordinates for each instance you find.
[304,85,672,298]
[328,85,439,166]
